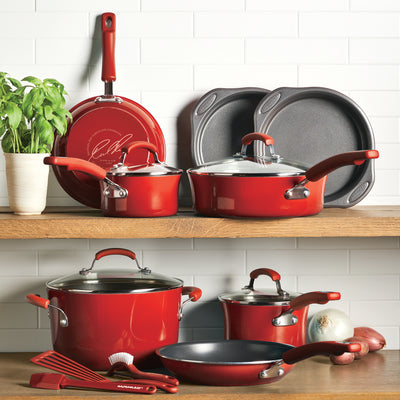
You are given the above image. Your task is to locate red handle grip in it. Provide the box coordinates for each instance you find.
[44,156,107,181]
[95,248,137,261]
[282,341,362,365]
[26,294,49,310]
[289,291,341,311]
[249,268,281,282]
[182,286,202,302]
[305,150,379,182]
[102,13,116,83]
[121,141,159,163]
[241,132,275,147]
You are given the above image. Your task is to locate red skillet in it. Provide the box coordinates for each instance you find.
[188,132,379,217]
[52,13,165,209]
[156,340,361,386]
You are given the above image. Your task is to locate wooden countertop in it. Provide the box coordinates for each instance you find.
[1,205,400,239]
[1,351,399,399]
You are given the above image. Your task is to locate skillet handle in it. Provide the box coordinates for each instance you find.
[282,341,362,365]
[102,13,116,83]
[44,156,107,181]
[305,150,379,182]
[289,291,341,311]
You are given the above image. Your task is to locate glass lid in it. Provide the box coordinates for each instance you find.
[46,248,183,294]
[188,132,308,177]
[108,140,182,177]
[218,268,299,305]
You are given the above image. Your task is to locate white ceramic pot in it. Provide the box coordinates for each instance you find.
[4,153,50,215]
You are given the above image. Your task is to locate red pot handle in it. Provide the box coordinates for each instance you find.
[289,291,341,311]
[241,133,275,147]
[182,286,202,302]
[305,150,379,182]
[26,294,49,310]
[282,341,362,365]
[95,248,137,261]
[250,268,281,282]
[121,141,160,164]
[102,12,116,83]
[44,156,107,181]
[80,248,142,275]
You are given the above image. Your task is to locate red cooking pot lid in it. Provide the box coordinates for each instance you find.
[218,268,300,305]
[46,248,182,294]
[188,133,308,177]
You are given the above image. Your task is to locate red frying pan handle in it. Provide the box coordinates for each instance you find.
[305,150,379,182]
[282,341,362,365]
[289,291,341,311]
[26,294,49,310]
[44,156,107,181]
[241,133,274,146]
[102,12,116,83]
[95,248,137,261]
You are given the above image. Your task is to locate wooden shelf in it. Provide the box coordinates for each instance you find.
[1,351,399,399]
[0,205,399,239]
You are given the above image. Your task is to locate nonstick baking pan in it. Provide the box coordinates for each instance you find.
[254,87,376,207]
[191,87,270,166]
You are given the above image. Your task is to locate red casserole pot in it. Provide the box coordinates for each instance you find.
[219,268,340,348]
[156,340,361,386]
[187,132,379,217]
[26,248,202,370]
[45,141,182,217]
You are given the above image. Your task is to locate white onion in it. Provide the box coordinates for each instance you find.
[307,308,354,343]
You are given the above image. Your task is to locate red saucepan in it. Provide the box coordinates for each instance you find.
[52,13,165,209]
[26,248,202,370]
[45,141,182,217]
[187,132,379,217]
[156,340,361,386]
[219,268,341,347]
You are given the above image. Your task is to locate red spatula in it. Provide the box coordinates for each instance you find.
[30,373,157,394]
[30,351,107,382]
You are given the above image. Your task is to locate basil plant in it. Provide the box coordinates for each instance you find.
[0,72,72,153]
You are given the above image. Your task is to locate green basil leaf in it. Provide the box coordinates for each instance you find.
[51,113,67,135]
[22,76,42,86]
[5,102,22,129]
[34,117,54,146]
[1,130,15,153]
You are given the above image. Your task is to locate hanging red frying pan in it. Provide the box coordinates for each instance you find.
[52,12,165,209]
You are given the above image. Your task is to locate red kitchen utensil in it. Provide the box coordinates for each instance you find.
[30,351,107,382]
[107,352,179,386]
[30,373,156,394]
[52,12,165,209]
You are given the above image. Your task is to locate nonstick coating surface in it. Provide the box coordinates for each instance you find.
[157,340,292,365]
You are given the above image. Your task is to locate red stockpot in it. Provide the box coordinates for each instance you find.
[219,268,340,349]
[187,132,379,217]
[45,141,182,217]
[156,340,361,386]
[26,248,202,370]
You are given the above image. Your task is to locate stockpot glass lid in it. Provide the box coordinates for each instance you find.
[218,268,299,305]
[46,248,183,294]
[188,132,308,177]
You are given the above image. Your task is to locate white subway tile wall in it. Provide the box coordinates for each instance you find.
[0,1,399,351]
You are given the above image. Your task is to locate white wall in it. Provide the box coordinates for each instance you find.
[0,1,399,351]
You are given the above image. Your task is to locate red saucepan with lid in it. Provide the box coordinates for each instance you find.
[45,141,182,217]
[26,248,201,370]
[52,13,165,209]
[187,132,379,217]
[156,340,361,386]
[219,268,340,349]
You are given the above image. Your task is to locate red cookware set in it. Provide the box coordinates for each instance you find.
[26,252,357,387]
